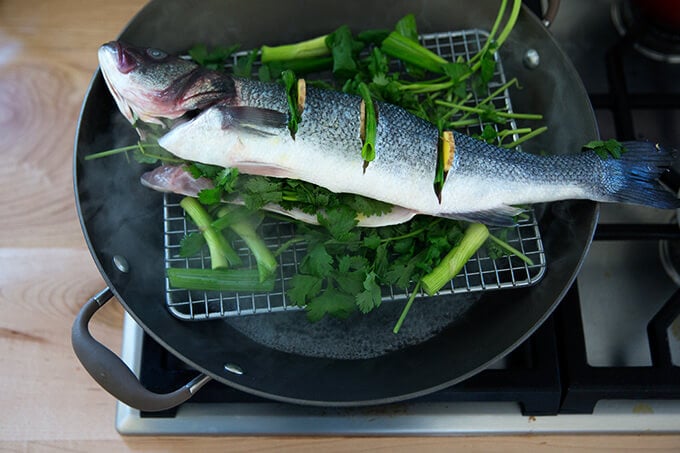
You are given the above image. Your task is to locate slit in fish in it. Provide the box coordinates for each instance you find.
[359,98,378,173]
[434,131,455,204]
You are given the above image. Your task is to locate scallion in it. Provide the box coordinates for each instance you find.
[167,268,274,292]
[180,197,241,269]
[421,223,490,296]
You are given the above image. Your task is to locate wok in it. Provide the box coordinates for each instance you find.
[72,0,598,410]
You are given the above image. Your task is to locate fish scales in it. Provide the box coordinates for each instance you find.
[236,78,439,181]
[442,132,604,212]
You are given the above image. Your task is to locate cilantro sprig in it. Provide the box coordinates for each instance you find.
[583,139,628,159]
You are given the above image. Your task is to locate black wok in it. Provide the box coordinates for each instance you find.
[72,0,598,410]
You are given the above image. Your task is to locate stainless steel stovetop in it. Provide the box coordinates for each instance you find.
[115,0,680,434]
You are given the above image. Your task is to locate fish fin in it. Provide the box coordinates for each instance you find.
[217,104,288,135]
[439,205,524,226]
[599,141,680,209]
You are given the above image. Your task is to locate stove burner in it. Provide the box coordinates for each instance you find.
[611,0,680,63]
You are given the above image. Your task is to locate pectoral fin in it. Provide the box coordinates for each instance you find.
[216,104,288,135]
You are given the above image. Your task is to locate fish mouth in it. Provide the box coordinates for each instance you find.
[98,44,137,124]
[102,41,138,74]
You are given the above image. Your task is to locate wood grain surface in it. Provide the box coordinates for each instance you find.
[1,1,679,451]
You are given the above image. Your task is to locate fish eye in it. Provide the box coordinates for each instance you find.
[146,48,167,60]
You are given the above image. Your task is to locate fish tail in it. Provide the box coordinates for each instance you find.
[599,141,680,208]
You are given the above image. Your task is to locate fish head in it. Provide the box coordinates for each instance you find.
[98,41,235,126]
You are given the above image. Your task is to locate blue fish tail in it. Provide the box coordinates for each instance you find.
[600,141,680,209]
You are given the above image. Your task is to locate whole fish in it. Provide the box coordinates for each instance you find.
[98,41,680,226]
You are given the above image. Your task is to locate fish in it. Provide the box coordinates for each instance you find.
[97,41,680,226]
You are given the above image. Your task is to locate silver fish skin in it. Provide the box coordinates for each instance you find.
[98,41,680,226]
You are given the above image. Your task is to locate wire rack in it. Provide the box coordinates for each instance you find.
[164,28,547,320]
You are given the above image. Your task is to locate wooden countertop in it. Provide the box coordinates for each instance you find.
[1,0,679,450]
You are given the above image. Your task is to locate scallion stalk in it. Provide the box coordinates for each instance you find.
[167,268,274,292]
[229,219,278,282]
[435,100,543,121]
[393,281,421,334]
[214,206,278,282]
[502,126,548,148]
[494,0,523,49]
[487,233,534,265]
[421,223,490,296]
[381,32,447,74]
[180,197,240,269]
[261,35,330,62]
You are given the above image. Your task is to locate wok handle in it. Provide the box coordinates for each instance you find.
[542,0,561,28]
[71,288,212,412]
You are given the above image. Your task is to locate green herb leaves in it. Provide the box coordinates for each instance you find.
[188,44,240,70]
[358,82,377,169]
[281,70,302,138]
[287,213,466,322]
[325,25,362,79]
[583,139,628,159]
[186,163,239,205]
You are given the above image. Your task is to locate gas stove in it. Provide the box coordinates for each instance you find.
[115,0,680,434]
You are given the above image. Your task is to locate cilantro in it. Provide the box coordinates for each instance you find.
[317,206,359,242]
[288,274,323,306]
[179,231,206,257]
[485,228,509,260]
[583,139,627,159]
[325,25,362,79]
[384,259,417,289]
[356,271,382,313]
[186,164,240,205]
[333,266,365,295]
[362,233,381,250]
[305,287,356,322]
[367,47,389,81]
[239,176,283,210]
[188,43,240,70]
[475,124,499,144]
[197,187,223,205]
[301,243,334,278]
[215,167,239,193]
[344,194,392,217]
[286,213,467,321]
[233,48,259,78]
[186,162,223,179]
